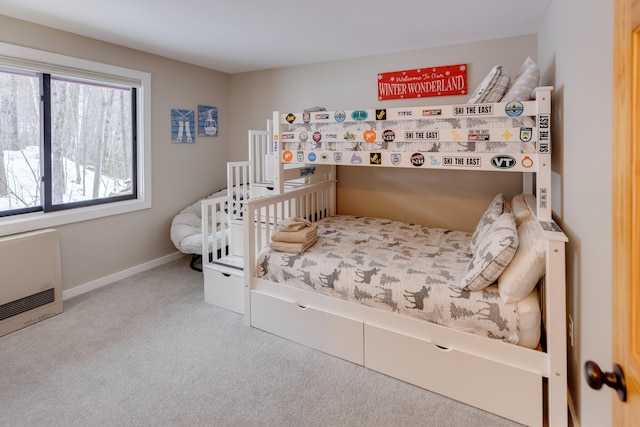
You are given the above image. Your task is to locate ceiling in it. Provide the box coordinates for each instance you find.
[0,0,552,74]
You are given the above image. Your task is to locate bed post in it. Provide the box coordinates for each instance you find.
[243,198,256,326]
[273,111,285,194]
[534,86,553,222]
[544,228,568,427]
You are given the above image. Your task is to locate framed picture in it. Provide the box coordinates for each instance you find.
[198,105,218,137]
[171,109,195,143]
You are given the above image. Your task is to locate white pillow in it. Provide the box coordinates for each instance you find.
[498,215,546,303]
[501,57,540,103]
[467,65,511,104]
[462,211,519,291]
[469,194,505,252]
[511,194,531,227]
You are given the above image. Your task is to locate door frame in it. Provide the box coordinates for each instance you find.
[612,0,640,425]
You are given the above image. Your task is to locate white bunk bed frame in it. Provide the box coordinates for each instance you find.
[242,87,568,426]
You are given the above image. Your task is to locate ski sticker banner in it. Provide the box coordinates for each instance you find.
[378,64,467,101]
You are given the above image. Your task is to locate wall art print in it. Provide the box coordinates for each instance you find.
[198,105,218,137]
[171,109,195,143]
[378,63,467,101]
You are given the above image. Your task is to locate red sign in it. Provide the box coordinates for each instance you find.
[378,64,467,101]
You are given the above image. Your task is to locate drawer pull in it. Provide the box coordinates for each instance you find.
[434,343,452,351]
[222,273,231,277]
[296,303,308,309]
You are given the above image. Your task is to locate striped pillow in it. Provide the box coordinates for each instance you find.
[500,57,540,103]
[467,65,511,104]
[510,194,531,227]
[461,211,519,291]
[498,214,546,303]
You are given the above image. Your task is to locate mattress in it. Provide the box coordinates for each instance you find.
[256,215,541,347]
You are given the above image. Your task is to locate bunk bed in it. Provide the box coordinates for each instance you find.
[242,87,568,427]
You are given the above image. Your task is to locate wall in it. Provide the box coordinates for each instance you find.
[0,15,230,292]
[538,0,613,425]
[230,35,537,231]
[0,8,606,423]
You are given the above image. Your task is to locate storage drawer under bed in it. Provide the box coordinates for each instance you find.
[250,290,364,365]
[364,323,543,427]
[204,265,244,314]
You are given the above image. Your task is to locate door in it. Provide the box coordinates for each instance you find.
[612,0,640,425]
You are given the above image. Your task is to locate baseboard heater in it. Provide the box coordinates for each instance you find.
[0,229,63,337]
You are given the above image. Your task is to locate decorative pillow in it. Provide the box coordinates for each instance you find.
[469,194,506,253]
[467,65,511,104]
[511,194,531,227]
[462,212,519,291]
[500,57,540,103]
[498,215,546,303]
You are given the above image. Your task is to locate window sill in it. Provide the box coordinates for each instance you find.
[0,197,151,237]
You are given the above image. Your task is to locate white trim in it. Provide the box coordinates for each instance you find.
[0,42,145,86]
[62,252,185,301]
[0,42,152,237]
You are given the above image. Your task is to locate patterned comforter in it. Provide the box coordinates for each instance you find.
[256,215,521,344]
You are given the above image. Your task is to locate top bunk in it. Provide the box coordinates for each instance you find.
[274,86,551,170]
[272,86,553,220]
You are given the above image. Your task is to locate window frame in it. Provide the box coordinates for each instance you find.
[0,42,152,237]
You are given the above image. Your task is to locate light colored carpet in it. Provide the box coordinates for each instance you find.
[0,257,521,427]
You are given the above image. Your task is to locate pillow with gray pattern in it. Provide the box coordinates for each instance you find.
[462,211,519,291]
[469,193,506,253]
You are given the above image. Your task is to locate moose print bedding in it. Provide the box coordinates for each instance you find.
[256,215,521,344]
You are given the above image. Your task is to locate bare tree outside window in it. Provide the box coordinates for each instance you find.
[0,69,41,211]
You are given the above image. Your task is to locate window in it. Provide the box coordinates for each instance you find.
[0,68,136,215]
[0,43,151,237]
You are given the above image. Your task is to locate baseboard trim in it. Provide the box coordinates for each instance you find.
[62,252,186,301]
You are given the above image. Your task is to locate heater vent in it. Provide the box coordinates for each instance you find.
[0,229,62,336]
[0,288,55,322]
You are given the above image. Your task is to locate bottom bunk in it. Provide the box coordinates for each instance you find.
[243,181,568,427]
